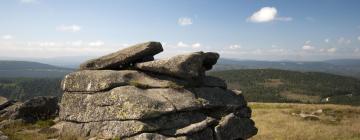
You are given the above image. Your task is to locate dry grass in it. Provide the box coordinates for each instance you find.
[249,102,360,140]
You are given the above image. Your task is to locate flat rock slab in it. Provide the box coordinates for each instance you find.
[80,41,163,70]
[57,112,208,139]
[60,86,247,122]
[215,113,258,140]
[62,70,190,92]
[135,52,219,79]
[59,86,202,122]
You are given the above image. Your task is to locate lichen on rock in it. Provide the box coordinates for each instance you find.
[56,41,257,140]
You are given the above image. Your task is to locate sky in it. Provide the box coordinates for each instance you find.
[1,0,360,61]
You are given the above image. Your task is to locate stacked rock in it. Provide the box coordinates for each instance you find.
[56,41,257,140]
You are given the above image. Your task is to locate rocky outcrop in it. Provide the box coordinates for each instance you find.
[57,41,257,140]
[0,96,59,123]
[80,41,163,70]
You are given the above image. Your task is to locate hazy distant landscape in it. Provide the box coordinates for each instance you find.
[1,60,359,106]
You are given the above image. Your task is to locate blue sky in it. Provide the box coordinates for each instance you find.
[0,0,360,61]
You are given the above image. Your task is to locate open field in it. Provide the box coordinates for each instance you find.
[249,102,360,140]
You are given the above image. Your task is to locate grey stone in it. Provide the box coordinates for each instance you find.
[59,86,203,122]
[80,41,163,70]
[62,70,190,92]
[57,112,208,139]
[135,52,219,79]
[11,96,59,122]
[0,130,8,140]
[124,128,213,140]
[201,76,227,88]
[160,117,216,136]
[193,87,247,108]
[215,113,257,140]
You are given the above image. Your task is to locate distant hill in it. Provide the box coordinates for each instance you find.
[214,59,360,79]
[209,69,360,105]
[0,60,73,78]
[0,77,62,101]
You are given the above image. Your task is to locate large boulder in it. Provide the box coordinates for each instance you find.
[11,96,59,122]
[135,52,219,79]
[80,41,163,70]
[215,113,258,140]
[56,42,257,140]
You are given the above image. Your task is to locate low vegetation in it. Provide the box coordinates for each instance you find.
[0,78,62,101]
[209,69,360,105]
[249,102,360,140]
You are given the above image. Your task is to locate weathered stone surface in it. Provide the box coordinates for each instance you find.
[0,130,8,140]
[125,128,213,140]
[80,41,163,70]
[215,113,257,140]
[124,133,186,140]
[11,96,59,122]
[57,112,208,139]
[160,117,216,136]
[135,52,219,79]
[0,96,7,106]
[203,52,219,70]
[0,99,16,111]
[60,86,248,122]
[0,102,21,118]
[57,46,257,139]
[62,70,190,92]
[201,76,227,88]
[60,86,203,122]
[193,87,247,108]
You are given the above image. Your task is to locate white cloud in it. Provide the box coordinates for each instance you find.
[327,48,336,53]
[302,45,315,50]
[56,24,82,32]
[247,7,292,23]
[177,41,188,47]
[191,43,201,48]
[70,40,83,46]
[88,40,104,46]
[39,42,57,47]
[324,38,330,43]
[178,17,193,26]
[337,37,351,45]
[2,35,13,40]
[229,44,242,49]
[355,48,360,53]
[305,40,311,44]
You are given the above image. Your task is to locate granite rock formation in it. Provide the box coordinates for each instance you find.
[56,41,257,140]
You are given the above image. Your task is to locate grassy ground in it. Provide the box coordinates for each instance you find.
[1,103,359,140]
[249,102,360,140]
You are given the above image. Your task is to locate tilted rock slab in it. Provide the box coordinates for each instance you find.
[135,52,219,79]
[62,70,227,92]
[62,70,190,92]
[80,41,163,70]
